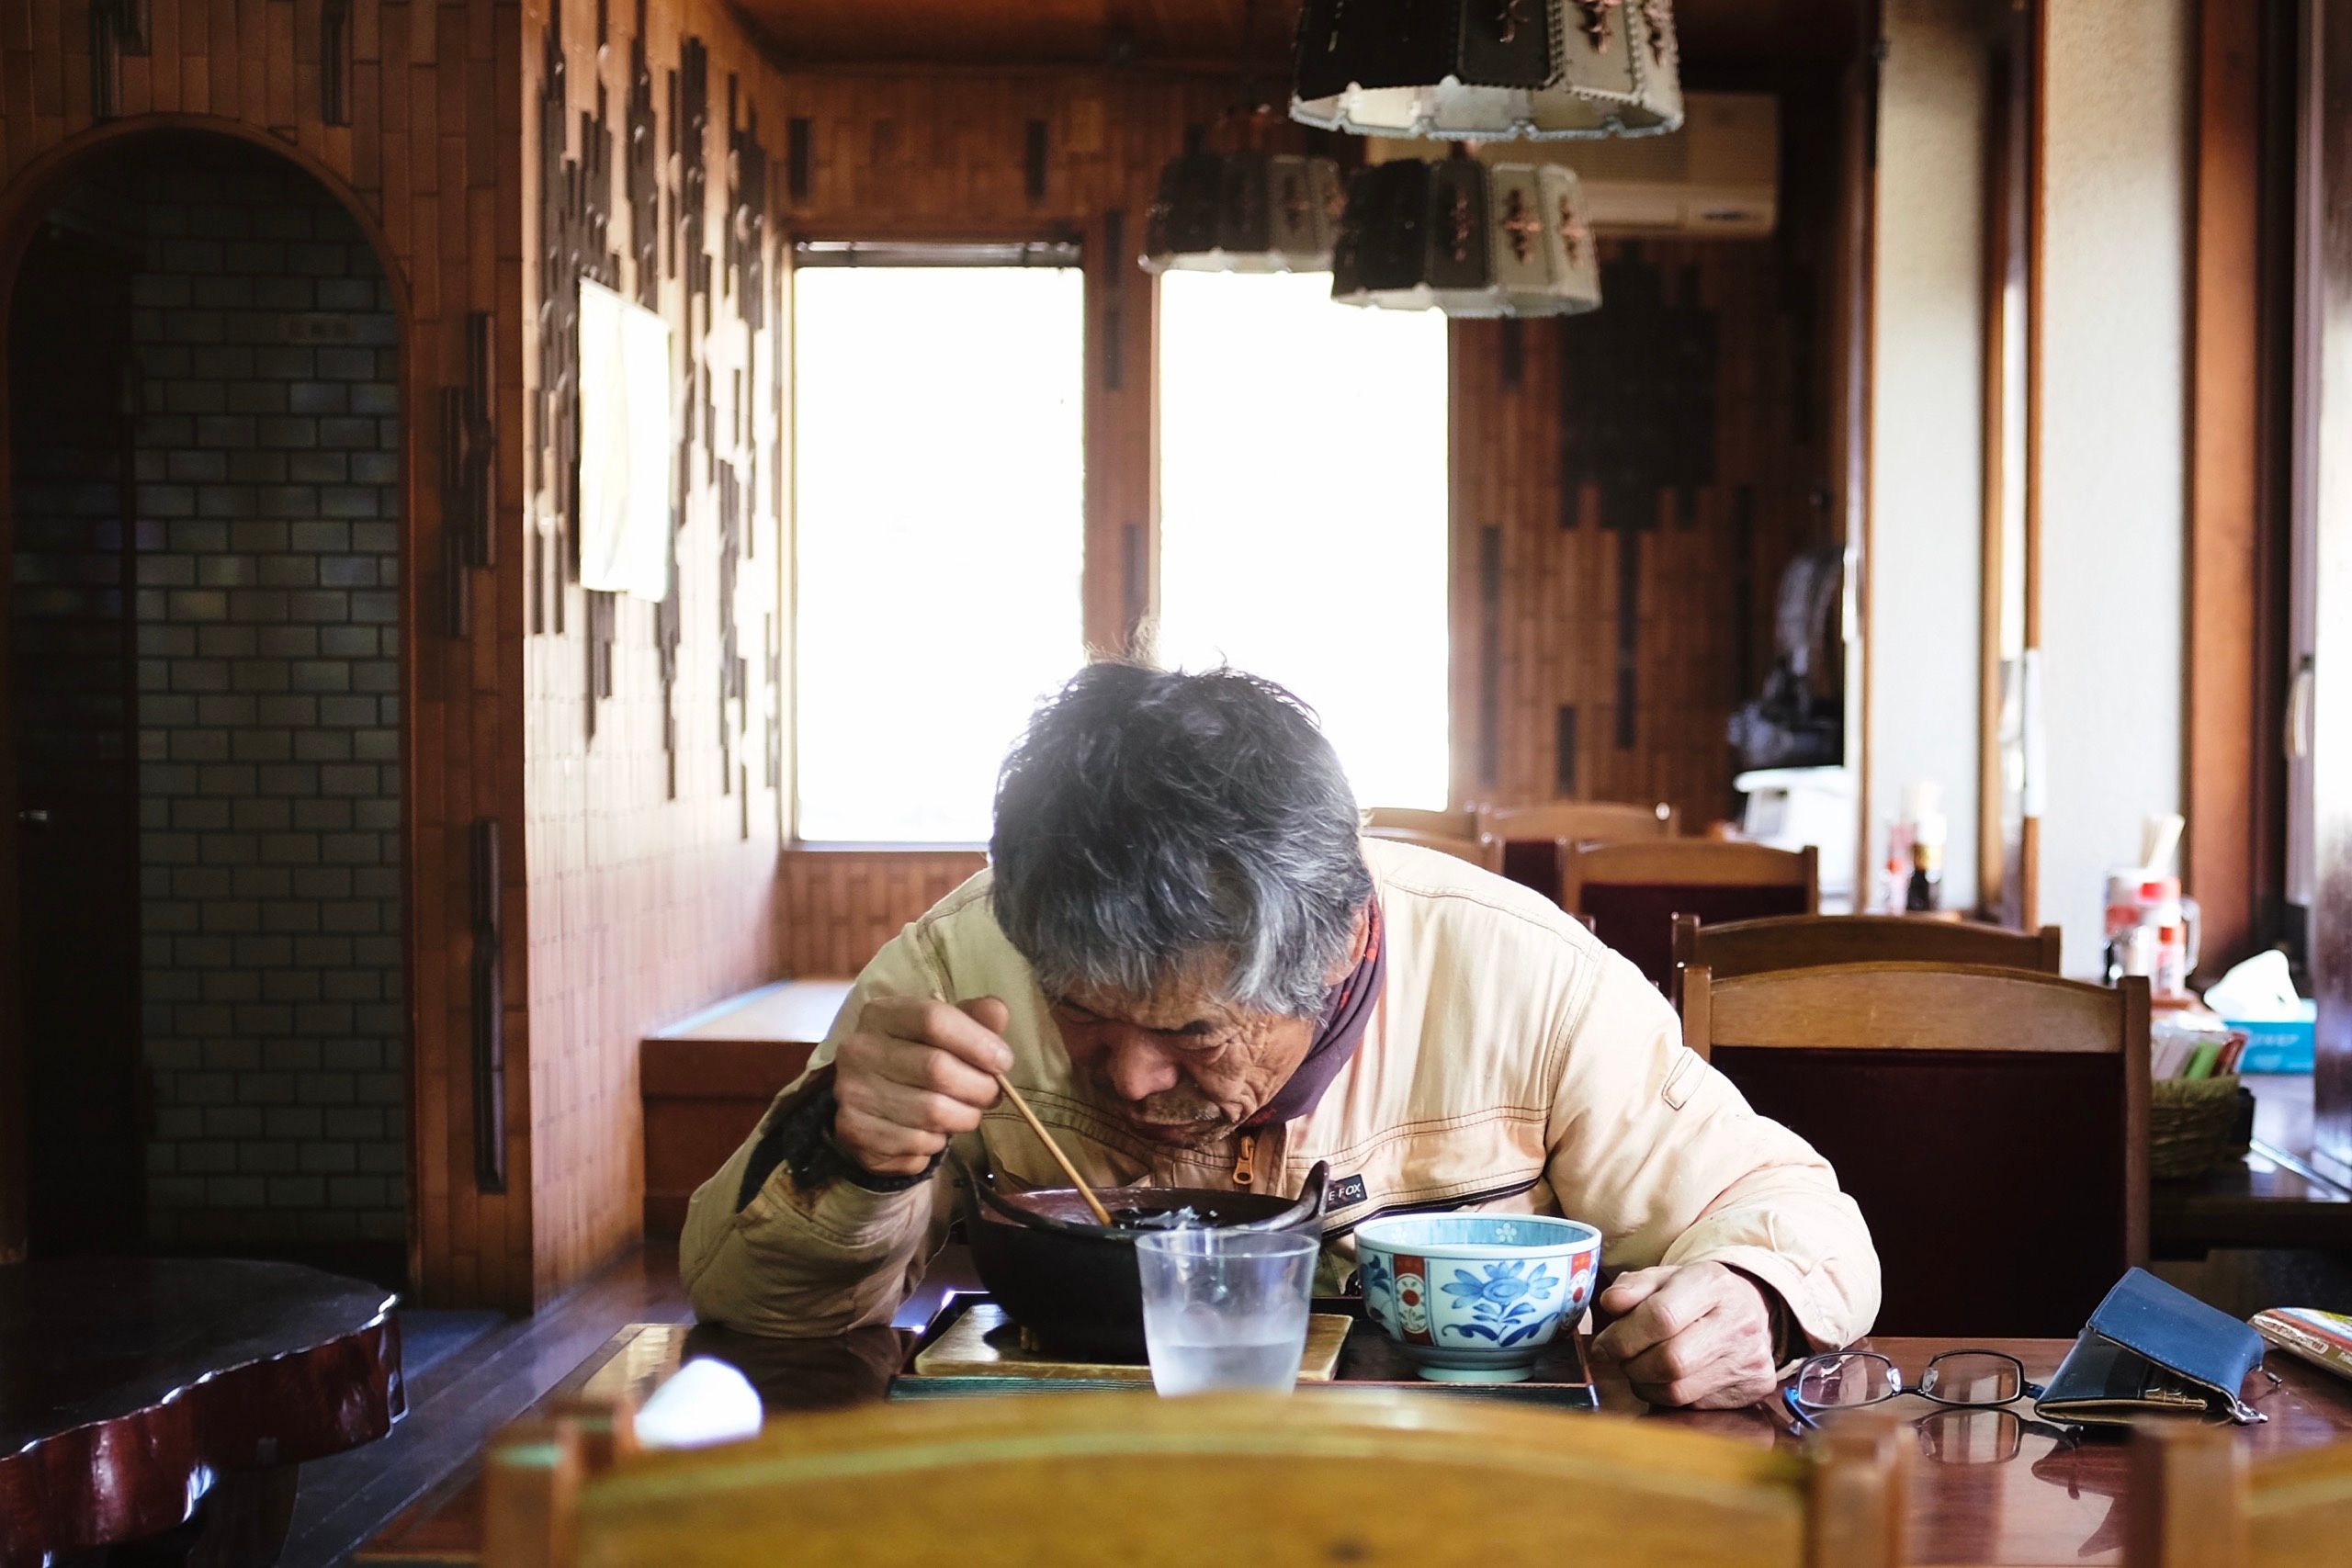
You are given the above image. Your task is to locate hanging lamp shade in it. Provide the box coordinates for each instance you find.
[1331,158,1601,317]
[1141,151,1345,273]
[1291,0,1683,141]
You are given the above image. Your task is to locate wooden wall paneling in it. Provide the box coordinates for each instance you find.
[777,849,988,978]
[0,0,531,1303]
[1453,231,1832,834]
[2186,0,2266,974]
[521,0,791,1302]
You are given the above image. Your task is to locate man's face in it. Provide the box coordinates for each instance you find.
[1047,972,1315,1148]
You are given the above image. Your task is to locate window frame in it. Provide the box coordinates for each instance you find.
[783,227,1105,851]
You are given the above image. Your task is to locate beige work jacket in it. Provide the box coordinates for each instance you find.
[681,840,1882,1348]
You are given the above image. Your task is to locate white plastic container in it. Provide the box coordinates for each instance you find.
[1735,766,1857,904]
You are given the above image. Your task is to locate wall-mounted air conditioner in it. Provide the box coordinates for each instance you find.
[1362,92,1780,239]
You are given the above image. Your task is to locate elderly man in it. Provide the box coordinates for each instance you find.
[684,664,1879,1408]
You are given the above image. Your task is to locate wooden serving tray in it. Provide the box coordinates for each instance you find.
[890,1294,1599,1409]
[901,1302,1352,1392]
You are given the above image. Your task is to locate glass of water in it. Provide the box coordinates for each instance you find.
[1135,1229,1318,1396]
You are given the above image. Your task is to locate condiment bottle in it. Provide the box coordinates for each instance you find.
[1905,806,1946,913]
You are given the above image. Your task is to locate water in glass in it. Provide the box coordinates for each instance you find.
[1136,1229,1317,1397]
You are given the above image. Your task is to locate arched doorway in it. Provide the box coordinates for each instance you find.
[4,131,409,1284]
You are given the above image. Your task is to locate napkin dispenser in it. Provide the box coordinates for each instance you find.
[2036,1269,2267,1427]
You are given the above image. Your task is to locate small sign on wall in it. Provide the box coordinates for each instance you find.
[578,278,674,602]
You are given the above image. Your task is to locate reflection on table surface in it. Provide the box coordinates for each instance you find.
[368,1323,2352,1568]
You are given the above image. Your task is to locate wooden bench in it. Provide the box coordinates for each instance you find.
[639,981,853,1235]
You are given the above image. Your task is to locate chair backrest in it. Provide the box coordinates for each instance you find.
[1566,840,1819,987]
[1671,914,2064,988]
[2127,1421,2352,1568]
[1478,800,1679,842]
[1479,801,1679,906]
[1363,807,1478,840]
[1364,826,1502,874]
[486,1393,1911,1568]
[1679,961,2149,1337]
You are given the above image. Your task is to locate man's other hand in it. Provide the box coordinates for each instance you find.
[1589,1261,1781,1409]
[830,997,1012,1178]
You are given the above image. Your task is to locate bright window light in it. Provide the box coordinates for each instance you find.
[793,265,1087,843]
[1155,271,1452,811]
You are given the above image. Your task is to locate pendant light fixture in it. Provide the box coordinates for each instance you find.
[1331,157,1601,317]
[1140,0,1345,275]
[1291,0,1683,141]
[1141,148,1346,274]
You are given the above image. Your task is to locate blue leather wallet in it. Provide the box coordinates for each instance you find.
[2035,1268,2269,1427]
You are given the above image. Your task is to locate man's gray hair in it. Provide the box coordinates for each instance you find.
[989,663,1373,1019]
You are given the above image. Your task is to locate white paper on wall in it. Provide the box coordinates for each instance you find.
[577,277,673,602]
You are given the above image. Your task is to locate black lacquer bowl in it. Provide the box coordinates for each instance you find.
[957,1152,1329,1361]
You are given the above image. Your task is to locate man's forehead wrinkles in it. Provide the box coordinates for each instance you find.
[1058,984,1241,1034]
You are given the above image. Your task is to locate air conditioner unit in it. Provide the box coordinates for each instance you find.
[1361,92,1780,239]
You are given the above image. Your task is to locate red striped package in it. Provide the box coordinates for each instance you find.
[2251,1307,2352,1383]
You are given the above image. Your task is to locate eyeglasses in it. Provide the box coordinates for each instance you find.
[1781,1350,2044,1435]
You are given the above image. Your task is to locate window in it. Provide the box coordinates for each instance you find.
[792,255,1087,842]
[1154,271,1453,810]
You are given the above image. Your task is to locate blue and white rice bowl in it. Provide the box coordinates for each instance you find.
[1352,1213,1603,1383]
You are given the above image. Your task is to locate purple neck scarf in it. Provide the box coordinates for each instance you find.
[1245,901,1385,1129]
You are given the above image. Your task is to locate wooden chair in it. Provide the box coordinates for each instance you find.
[1679,961,2151,1338]
[1478,800,1678,906]
[1566,840,1819,987]
[1363,806,1478,840]
[2127,1421,2352,1568]
[1476,799,1678,841]
[1670,914,2064,996]
[1364,826,1502,874]
[485,1392,1911,1568]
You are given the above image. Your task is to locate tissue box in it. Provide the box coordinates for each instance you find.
[2224,1000,2317,1073]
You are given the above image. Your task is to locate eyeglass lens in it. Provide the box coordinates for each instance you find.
[1918,1351,2024,1406]
[1794,1352,1898,1409]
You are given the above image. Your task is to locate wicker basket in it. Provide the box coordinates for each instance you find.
[2149,1074,2243,1179]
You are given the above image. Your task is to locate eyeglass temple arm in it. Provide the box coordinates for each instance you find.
[1781,1385,1823,1432]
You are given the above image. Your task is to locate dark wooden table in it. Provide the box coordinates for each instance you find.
[357,1314,2352,1567]
[0,1259,405,1567]
[2152,1072,2352,1253]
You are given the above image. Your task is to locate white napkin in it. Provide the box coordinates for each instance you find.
[633,1357,763,1450]
[2202,950,2307,1021]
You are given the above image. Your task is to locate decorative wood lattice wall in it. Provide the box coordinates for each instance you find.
[1453,236,1838,829]
[518,0,786,1303]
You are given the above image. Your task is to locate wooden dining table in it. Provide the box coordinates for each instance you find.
[358,1296,2352,1568]
[1,1258,404,1567]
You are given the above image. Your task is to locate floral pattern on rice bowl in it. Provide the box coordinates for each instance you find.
[1351,1213,1603,1382]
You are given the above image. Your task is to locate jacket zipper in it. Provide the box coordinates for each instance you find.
[1232,1133,1258,1188]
